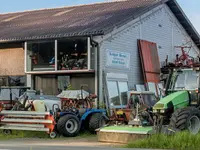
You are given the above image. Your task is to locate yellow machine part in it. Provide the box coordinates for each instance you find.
[25,100,46,112]
[116,110,124,115]
[33,100,46,112]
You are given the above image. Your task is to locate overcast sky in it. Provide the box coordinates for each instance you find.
[0,0,200,33]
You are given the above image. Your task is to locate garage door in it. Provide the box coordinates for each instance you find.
[0,48,24,76]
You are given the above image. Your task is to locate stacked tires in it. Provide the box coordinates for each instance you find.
[169,107,200,134]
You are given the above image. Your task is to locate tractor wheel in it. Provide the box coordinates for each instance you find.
[57,114,80,137]
[89,113,106,132]
[169,107,200,134]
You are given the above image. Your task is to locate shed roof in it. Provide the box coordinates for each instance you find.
[0,0,199,49]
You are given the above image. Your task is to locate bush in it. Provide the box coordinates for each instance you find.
[125,132,200,150]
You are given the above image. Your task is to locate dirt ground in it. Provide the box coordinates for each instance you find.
[0,136,124,148]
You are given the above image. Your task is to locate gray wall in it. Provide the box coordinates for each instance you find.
[95,4,199,101]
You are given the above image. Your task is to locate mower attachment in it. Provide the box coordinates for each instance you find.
[0,110,56,138]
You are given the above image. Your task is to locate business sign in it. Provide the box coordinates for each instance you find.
[106,50,130,69]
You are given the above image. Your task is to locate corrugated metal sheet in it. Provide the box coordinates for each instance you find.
[0,0,163,42]
[35,75,57,95]
[71,74,95,94]
[138,39,160,83]
[0,0,199,50]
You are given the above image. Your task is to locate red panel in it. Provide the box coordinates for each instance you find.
[138,40,160,83]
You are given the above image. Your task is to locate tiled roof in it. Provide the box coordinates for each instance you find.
[0,0,199,49]
[0,0,163,42]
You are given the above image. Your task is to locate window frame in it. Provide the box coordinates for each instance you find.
[106,73,129,109]
[25,40,56,72]
[25,37,93,74]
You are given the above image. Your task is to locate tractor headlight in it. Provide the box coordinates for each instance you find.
[153,109,165,113]
[153,109,157,113]
[160,109,165,113]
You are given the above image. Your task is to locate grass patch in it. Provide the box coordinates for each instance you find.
[125,132,200,150]
[0,130,49,140]
[78,131,96,138]
[0,130,95,140]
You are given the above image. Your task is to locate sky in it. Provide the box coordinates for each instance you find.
[0,0,200,33]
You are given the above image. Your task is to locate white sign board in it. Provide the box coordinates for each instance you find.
[106,50,130,69]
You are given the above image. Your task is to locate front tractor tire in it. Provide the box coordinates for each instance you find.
[57,114,81,137]
[169,107,200,134]
[89,113,106,132]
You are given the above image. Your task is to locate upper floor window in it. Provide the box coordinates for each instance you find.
[57,39,88,70]
[27,41,55,71]
[26,38,93,73]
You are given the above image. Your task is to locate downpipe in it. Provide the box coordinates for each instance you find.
[90,36,100,109]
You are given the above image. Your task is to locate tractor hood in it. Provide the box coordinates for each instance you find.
[153,91,189,111]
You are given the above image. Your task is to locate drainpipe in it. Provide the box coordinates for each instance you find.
[90,36,100,109]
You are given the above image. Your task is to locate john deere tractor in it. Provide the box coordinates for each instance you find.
[153,67,200,134]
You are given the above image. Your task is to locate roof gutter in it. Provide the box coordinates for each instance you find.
[0,32,104,44]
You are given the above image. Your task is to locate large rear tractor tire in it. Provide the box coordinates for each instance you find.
[57,114,81,137]
[169,107,200,134]
[89,113,106,132]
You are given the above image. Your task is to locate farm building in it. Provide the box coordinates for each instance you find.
[0,0,199,108]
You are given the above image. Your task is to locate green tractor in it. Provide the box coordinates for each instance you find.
[153,67,200,134]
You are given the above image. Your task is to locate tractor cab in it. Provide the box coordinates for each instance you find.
[153,68,200,115]
[162,68,200,106]
[168,68,199,90]
[153,67,200,134]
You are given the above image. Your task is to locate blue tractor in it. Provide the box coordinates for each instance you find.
[52,86,108,137]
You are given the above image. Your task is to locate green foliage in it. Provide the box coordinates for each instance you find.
[66,84,74,90]
[125,132,200,150]
[98,102,106,109]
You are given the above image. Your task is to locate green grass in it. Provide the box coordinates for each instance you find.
[77,131,96,138]
[125,132,200,150]
[0,130,95,140]
[0,130,49,140]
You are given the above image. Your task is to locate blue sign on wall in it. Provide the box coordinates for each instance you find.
[106,50,130,69]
